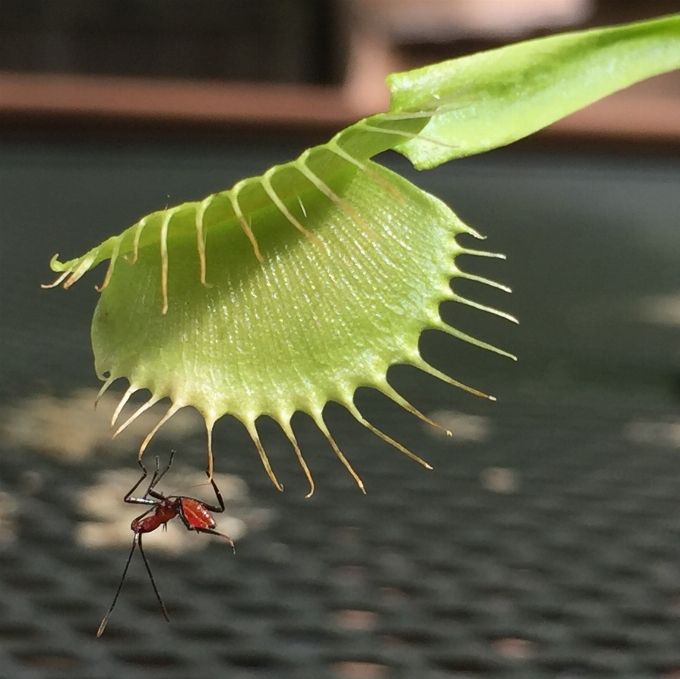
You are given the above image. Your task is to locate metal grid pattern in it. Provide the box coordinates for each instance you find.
[2,141,680,679]
[1,394,680,679]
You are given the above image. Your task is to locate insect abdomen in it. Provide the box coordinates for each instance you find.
[180,498,216,530]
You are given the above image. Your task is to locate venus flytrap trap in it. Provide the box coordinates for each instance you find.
[44,15,680,493]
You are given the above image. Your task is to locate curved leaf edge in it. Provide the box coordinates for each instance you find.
[83,159,517,493]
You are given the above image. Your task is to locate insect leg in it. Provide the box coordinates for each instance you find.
[137,533,170,623]
[195,527,235,553]
[198,475,225,514]
[123,463,155,506]
[125,455,167,505]
[147,451,176,501]
[96,535,138,637]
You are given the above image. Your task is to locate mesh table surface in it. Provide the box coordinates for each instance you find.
[1,392,680,679]
[2,141,680,678]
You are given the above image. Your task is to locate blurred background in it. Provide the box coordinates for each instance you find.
[1,1,680,678]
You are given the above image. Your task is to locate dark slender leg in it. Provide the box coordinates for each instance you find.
[197,476,226,514]
[137,534,170,622]
[127,453,175,505]
[150,451,175,490]
[97,536,138,637]
[123,464,154,506]
[195,527,235,553]
[146,452,177,502]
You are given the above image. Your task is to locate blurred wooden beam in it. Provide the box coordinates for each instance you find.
[1,71,679,148]
[0,71,358,129]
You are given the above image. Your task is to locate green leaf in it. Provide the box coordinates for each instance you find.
[387,13,680,168]
[48,156,514,493]
[44,15,679,491]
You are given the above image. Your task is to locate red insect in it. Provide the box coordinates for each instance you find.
[97,451,234,636]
